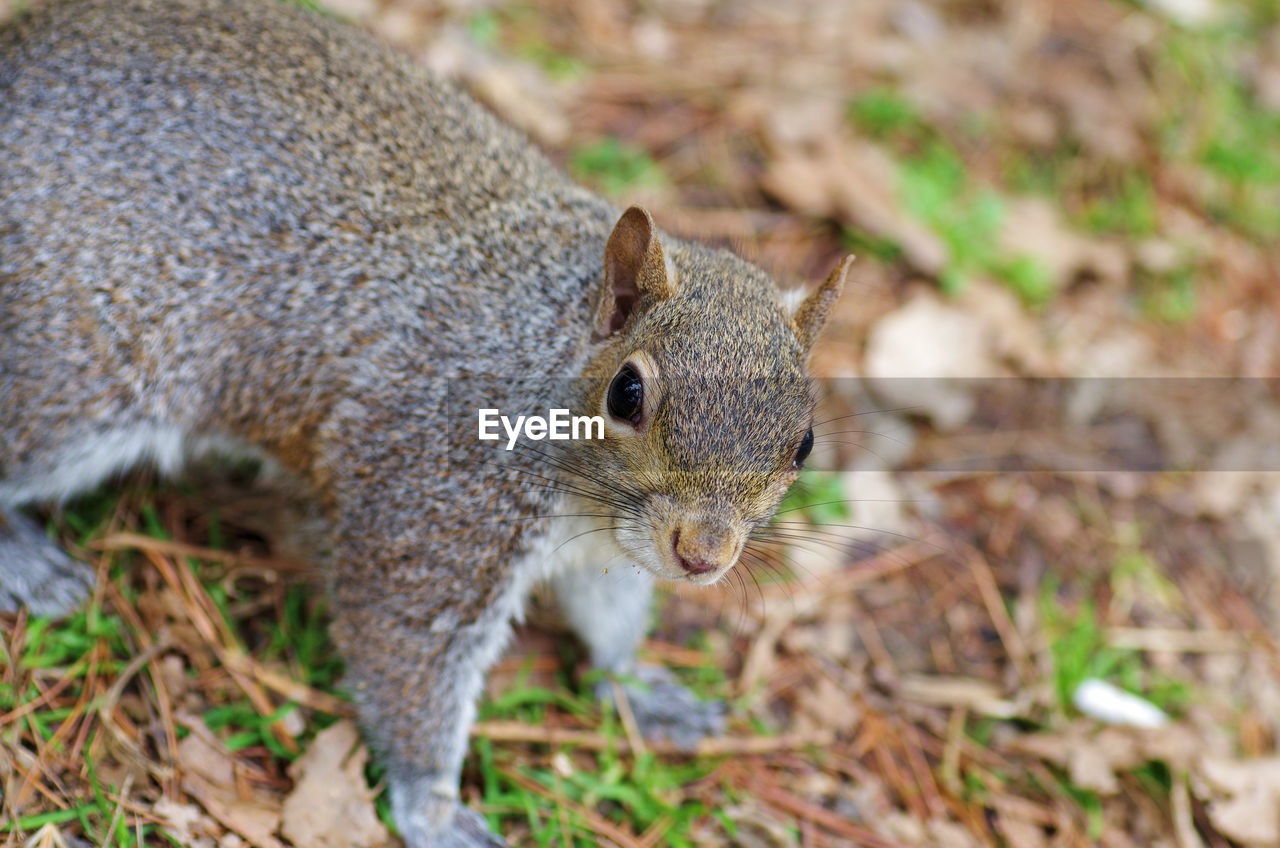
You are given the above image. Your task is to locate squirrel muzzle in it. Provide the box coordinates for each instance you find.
[671,517,741,580]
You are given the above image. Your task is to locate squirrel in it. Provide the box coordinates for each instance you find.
[0,0,849,845]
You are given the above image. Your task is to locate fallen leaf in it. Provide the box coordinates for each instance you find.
[997,197,1128,292]
[1068,743,1122,795]
[177,727,234,789]
[182,773,284,848]
[995,811,1050,848]
[927,817,983,848]
[1194,756,1280,846]
[864,294,999,430]
[717,803,799,848]
[898,674,1019,719]
[154,797,219,848]
[177,719,284,848]
[760,137,948,276]
[796,676,860,732]
[281,720,390,848]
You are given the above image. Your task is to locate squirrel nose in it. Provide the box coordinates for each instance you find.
[671,525,735,576]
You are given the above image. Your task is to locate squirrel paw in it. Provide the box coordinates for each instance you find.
[0,507,93,617]
[400,806,506,848]
[390,777,507,848]
[439,805,508,848]
[600,665,726,751]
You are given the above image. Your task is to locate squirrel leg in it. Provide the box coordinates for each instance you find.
[0,506,94,616]
[332,610,510,848]
[328,571,513,848]
[552,565,725,750]
[315,393,511,847]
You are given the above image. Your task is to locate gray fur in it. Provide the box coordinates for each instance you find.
[0,1,844,845]
[0,508,94,616]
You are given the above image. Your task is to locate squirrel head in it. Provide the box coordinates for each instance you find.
[570,206,852,585]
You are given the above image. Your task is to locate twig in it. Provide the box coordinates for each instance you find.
[1106,626,1244,653]
[609,680,648,758]
[743,777,913,847]
[965,550,1033,682]
[145,549,300,754]
[471,720,834,756]
[93,532,306,574]
[217,649,354,717]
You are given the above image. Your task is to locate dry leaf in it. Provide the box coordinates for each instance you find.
[154,797,219,848]
[927,817,983,848]
[796,676,860,731]
[955,279,1055,375]
[995,811,1050,848]
[1068,743,1122,795]
[281,720,390,848]
[183,774,284,848]
[177,719,284,848]
[1195,756,1280,847]
[897,674,1018,718]
[760,137,948,276]
[718,803,799,848]
[864,295,998,430]
[178,728,235,788]
[997,197,1127,292]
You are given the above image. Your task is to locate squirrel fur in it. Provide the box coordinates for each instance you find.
[0,1,849,845]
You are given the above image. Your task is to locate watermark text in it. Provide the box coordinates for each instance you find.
[477,408,605,450]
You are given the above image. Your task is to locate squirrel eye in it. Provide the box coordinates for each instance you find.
[607,364,644,425]
[794,428,814,468]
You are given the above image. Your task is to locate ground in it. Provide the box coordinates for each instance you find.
[3,0,1280,846]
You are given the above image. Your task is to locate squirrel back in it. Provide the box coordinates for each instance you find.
[2,0,608,466]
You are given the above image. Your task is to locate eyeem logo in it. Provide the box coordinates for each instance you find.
[478,409,605,450]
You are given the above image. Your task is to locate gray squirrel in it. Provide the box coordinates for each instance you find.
[0,0,849,845]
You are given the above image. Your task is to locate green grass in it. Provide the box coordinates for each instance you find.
[847,88,928,141]
[473,734,719,847]
[570,137,668,196]
[466,9,502,46]
[1038,573,1191,717]
[1078,171,1159,238]
[1165,48,1280,240]
[777,470,852,525]
[1058,777,1106,839]
[845,91,1057,303]
[465,6,588,80]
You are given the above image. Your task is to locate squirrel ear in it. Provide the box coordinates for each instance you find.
[792,255,854,353]
[594,206,676,338]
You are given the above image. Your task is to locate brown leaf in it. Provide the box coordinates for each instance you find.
[997,197,1128,291]
[186,775,285,848]
[153,797,219,848]
[995,811,1050,848]
[1068,743,1121,795]
[1195,756,1280,847]
[796,676,860,732]
[177,727,234,788]
[281,720,391,848]
[177,719,284,848]
[864,294,999,430]
[760,138,948,276]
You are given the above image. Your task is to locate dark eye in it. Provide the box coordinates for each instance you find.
[607,364,644,425]
[794,428,814,468]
